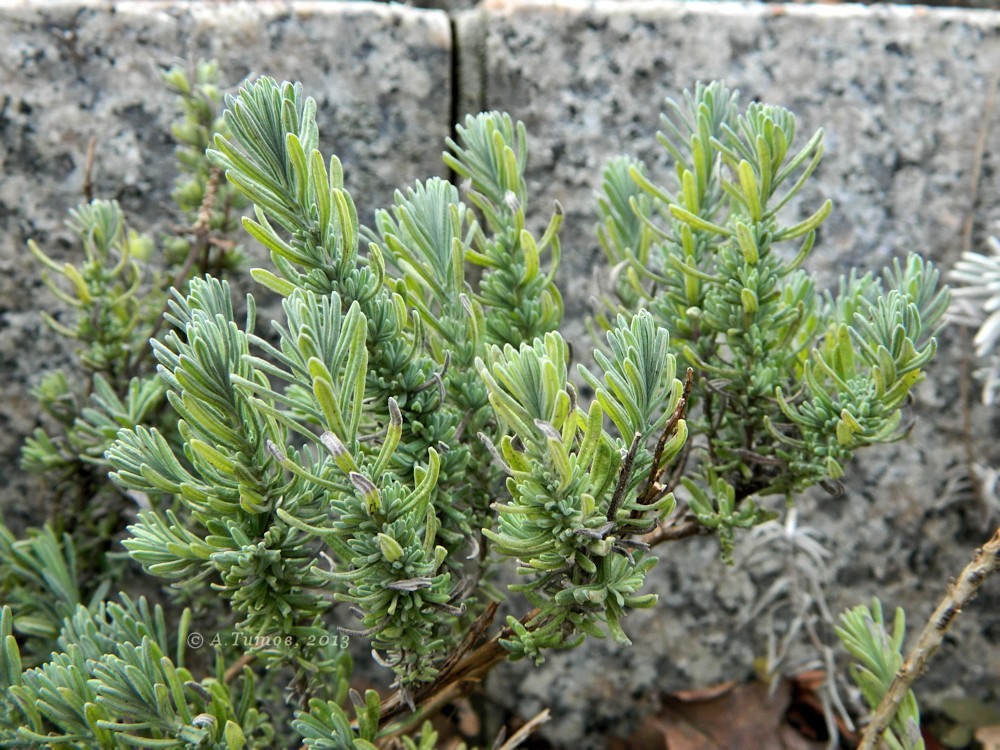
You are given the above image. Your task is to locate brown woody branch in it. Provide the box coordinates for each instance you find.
[641,514,713,546]
[377,605,542,730]
[82,136,97,203]
[858,527,1000,750]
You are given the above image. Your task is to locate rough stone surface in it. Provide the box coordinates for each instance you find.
[0,0,452,524]
[474,2,1000,746]
[474,0,1000,331]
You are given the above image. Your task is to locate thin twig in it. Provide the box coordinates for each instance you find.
[641,513,712,546]
[858,528,1000,750]
[82,136,97,203]
[130,167,222,375]
[173,166,223,293]
[434,601,500,680]
[959,72,996,257]
[639,367,694,506]
[729,448,786,467]
[494,709,551,750]
[606,431,643,523]
[222,652,256,684]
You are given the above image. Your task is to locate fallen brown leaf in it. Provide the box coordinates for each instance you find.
[619,679,828,750]
[786,671,856,746]
[670,680,740,703]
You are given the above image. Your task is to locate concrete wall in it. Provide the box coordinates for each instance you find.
[2,1,999,746]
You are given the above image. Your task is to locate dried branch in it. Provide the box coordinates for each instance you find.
[82,136,97,203]
[858,528,1000,750]
[607,431,643,523]
[494,709,551,750]
[222,652,256,684]
[641,513,712,546]
[377,606,542,729]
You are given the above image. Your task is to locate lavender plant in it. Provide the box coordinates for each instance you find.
[0,78,949,748]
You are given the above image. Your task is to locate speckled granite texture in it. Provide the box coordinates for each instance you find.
[0,0,451,524]
[470,0,1000,330]
[3,1,1000,746]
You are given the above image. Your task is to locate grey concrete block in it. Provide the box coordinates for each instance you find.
[454,7,487,116]
[473,1,1000,745]
[474,0,1000,321]
[0,0,451,520]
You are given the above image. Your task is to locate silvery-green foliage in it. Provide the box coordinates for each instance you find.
[598,82,947,746]
[4,600,274,749]
[0,529,275,748]
[596,81,948,542]
[18,62,249,607]
[479,310,686,652]
[161,59,248,271]
[100,73,677,718]
[738,510,853,738]
[951,236,1000,404]
[21,199,163,480]
[22,62,245,485]
[825,234,997,750]
[837,601,924,750]
[443,113,564,347]
[0,526,96,667]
